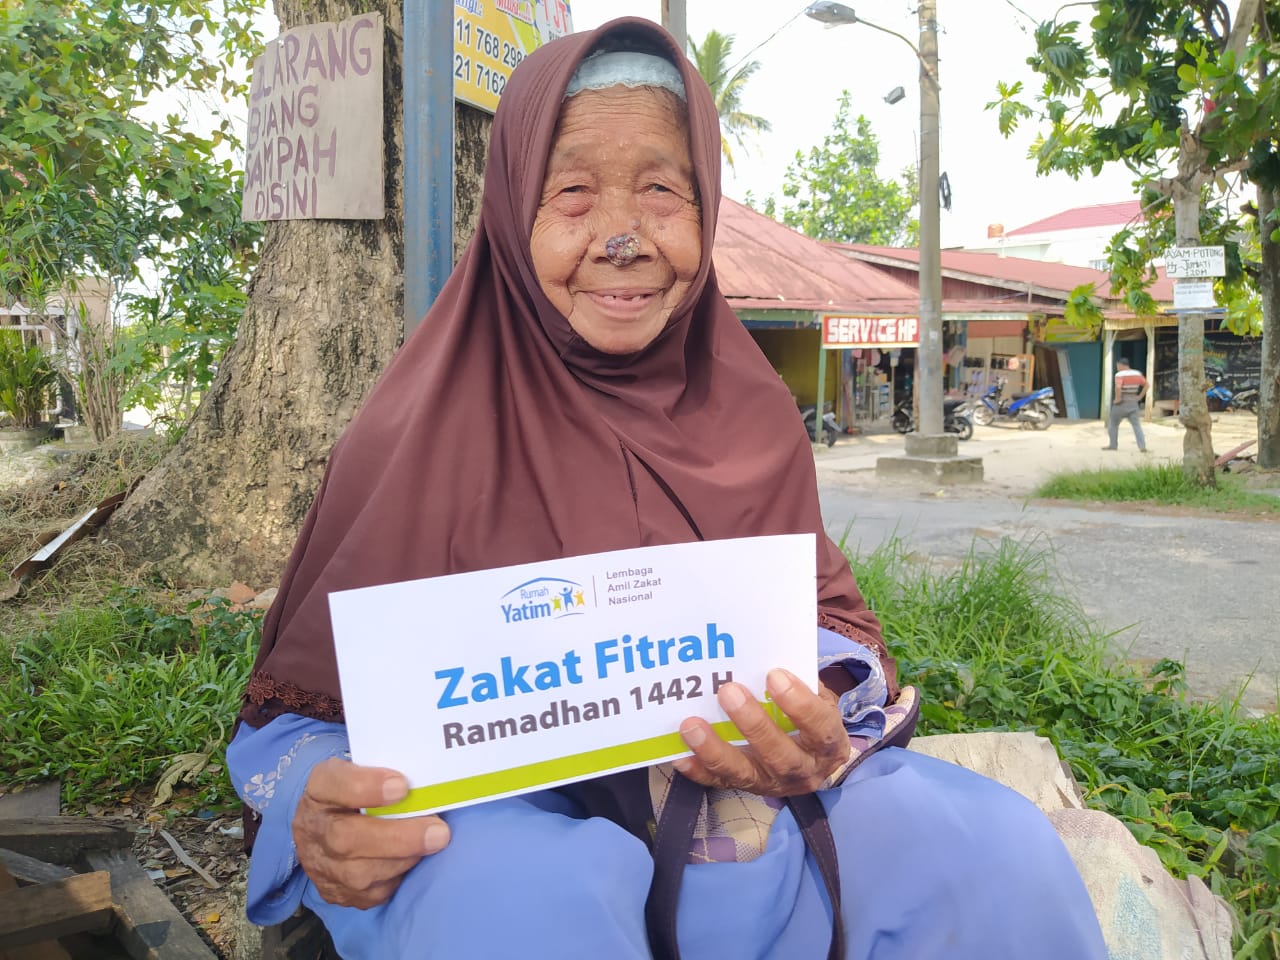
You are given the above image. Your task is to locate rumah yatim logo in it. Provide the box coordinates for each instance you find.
[500,577,588,624]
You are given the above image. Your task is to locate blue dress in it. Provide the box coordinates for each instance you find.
[229,635,1108,959]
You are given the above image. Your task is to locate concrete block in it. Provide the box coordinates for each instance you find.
[903,432,958,457]
[875,453,984,484]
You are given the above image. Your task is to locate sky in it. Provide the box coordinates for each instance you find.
[567,0,1142,248]
[232,1,1143,249]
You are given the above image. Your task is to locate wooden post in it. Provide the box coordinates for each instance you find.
[1144,322,1156,420]
[1101,327,1116,413]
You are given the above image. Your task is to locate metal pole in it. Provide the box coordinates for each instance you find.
[662,0,688,54]
[814,343,829,444]
[916,0,943,436]
[403,4,455,337]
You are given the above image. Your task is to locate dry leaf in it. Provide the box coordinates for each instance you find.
[153,748,212,807]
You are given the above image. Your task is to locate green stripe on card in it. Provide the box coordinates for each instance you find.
[368,702,795,816]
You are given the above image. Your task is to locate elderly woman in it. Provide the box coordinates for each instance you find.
[228,17,1107,960]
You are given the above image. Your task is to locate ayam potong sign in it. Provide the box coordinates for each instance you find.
[242,13,384,222]
[820,315,920,349]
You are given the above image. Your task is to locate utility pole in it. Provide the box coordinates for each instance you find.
[662,0,687,54]
[916,0,944,438]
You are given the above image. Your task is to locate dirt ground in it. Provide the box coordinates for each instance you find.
[814,409,1272,495]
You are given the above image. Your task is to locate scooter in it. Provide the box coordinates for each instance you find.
[970,378,1057,429]
[1206,382,1259,414]
[800,405,841,447]
[891,398,974,440]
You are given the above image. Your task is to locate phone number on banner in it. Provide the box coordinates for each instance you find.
[453,2,571,114]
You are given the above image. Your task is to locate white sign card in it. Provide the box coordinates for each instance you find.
[242,13,384,221]
[1173,279,1217,310]
[330,535,817,816]
[1164,245,1226,278]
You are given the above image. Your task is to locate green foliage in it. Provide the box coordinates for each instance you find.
[688,30,772,171]
[847,536,1280,953]
[775,93,919,246]
[0,0,264,421]
[0,590,260,807]
[1035,462,1280,514]
[0,330,58,428]
[988,2,1278,336]
[1063,282,1106,336]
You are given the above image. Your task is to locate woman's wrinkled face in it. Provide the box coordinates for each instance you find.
[530,85,702,355]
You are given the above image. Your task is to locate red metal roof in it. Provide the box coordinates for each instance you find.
[713,198,921,313]
[1004,200,1142,237]
[832,243,1173,305]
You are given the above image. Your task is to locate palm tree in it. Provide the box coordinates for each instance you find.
[688,30,772,172]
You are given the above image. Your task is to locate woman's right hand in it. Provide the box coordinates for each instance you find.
[293,757,451,909]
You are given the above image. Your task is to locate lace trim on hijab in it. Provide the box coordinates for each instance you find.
[818,610,899,702]
[243,670,345,725]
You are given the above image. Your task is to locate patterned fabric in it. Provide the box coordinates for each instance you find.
[648,685,920,865]
[242,732,324,813]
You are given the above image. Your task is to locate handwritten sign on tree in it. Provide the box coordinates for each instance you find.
[242,13,384,222]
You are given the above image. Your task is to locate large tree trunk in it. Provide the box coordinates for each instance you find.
[109,0,492,587]
[1171,134,1216,486]
[1258,184,1280,469]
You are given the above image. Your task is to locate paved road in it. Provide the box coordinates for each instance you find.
[816,476,1280,714]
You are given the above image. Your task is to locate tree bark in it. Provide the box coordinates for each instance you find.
[1171,130,1216,486]
[1259,183,1280,469]
[109,0,492,587]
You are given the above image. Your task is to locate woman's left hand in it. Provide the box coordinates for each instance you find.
[672,668,851,797]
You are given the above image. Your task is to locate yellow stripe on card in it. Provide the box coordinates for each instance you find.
[368,703,795,816]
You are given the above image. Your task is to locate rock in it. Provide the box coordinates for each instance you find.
[249,587,278,610]
[909,730,1085,812]
[911,731,1234,960]
[225,582,258,607]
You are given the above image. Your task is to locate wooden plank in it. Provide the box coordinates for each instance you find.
[83,850,216,960]
[0,850,75,887]
[0,785,60,820]
[0,862,73,960]
[1214,438,1257,467]
[0,820,129,866]
[0,872,113,949]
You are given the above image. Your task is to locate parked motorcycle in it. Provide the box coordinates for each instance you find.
[800,404,841,447]
[970,379,1057,429]
[1206,382,1259,414]
[891,398,974,440]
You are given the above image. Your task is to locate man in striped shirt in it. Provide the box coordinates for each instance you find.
[1104,357,1148,451]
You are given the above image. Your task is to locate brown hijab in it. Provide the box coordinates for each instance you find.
[240,17,892,730]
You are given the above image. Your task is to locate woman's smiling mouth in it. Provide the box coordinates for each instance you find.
[583,289,661,317]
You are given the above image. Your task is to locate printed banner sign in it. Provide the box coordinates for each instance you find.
[330,535,817,816]
[1173,279,1216,310]
[242,13,384,221]
[821,315,920,349]
[453,0,573,113]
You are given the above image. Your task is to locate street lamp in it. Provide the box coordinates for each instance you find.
[804,2,948,442]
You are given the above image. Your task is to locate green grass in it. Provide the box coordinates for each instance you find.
[1036,462,1280,514]
[848,535,1280,957]
[0,589,259,809]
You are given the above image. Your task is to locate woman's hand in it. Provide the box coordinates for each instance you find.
[293,758,451,909]
[672,668,850,797]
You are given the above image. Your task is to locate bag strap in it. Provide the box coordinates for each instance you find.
[644,773,703,960]
[786,793,845,960]
[644,774,844,960]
